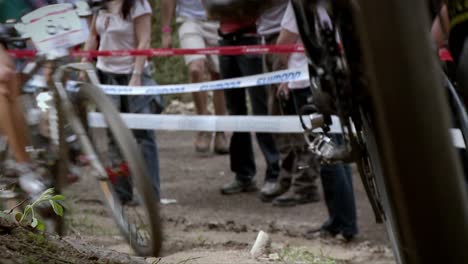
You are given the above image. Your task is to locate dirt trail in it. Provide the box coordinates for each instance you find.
[0,130,395,264]
[54,131,395,264]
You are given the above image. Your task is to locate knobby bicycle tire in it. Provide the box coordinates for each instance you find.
[355,0,468,263]
[74,83,162,256]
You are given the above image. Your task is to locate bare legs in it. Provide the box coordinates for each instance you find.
[188,59,228,153]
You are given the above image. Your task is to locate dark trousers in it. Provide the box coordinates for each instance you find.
[320,134,358,236]
[219,35,280,183]
[277,88,319,194]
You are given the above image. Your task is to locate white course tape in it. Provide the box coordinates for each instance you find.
[66,66,309,95]
[88,113,341,133]
[88,113,466,148]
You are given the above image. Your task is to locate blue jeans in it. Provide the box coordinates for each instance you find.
[320,134,358,236]
[97,69,162,199]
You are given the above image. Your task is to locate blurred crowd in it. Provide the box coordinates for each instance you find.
[159,0,358,242]
[0,0,358,242]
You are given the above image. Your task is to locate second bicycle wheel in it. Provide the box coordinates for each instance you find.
[73,83,162,257]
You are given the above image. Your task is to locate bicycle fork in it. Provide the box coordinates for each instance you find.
[52,62,108,181]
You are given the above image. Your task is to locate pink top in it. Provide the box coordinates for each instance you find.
[95,0,152,74]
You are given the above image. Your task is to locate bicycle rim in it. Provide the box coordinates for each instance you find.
[75,83,162,256]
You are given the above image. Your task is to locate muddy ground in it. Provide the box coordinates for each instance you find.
[1,130,395,264]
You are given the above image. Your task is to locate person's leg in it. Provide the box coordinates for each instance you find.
[318,135,358,240]
[132,128,160,197]
[179,19,213,153]
[187,59,212,153]
[202,20,228,154]
[0,76,29,163]
[273,147,321,206]
[261,93,296,201]
[128,91,161,200]
[212,78,229,154]
[284,89,320,199]
[237,37,280,185]
[188,59,210,116]
[219,48,256,194]
[0,66,45,196]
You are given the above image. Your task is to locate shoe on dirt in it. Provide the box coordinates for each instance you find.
[214,132,229,154]
[259,181,288,202]
[220,179,257,195]
[272,189,320,207]
[195,132,212,153]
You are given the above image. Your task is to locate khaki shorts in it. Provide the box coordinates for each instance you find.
[177,17,220,73]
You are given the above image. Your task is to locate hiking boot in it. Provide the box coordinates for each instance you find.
[195,132,212,153]
[220,179,257,195]
[259,181,289,202]
[272,189,320,207]
[214,132,229,154]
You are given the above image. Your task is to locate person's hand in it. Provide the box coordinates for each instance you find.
[78,71,87,82]
[276,82,290,100]
[161,33,172,49]
[129,74,141,87]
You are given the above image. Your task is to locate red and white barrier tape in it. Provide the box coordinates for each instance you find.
[8,44,305,58]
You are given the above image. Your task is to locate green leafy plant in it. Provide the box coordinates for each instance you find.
[280,246,337,264]
[14,188,65,231]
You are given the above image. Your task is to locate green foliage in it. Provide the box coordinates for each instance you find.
[14,188,65,231]
[280,246,338,264]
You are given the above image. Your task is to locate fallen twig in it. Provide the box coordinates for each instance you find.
[6,198,29,214]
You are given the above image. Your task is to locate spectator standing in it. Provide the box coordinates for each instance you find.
[161,0,229,154]
[260,0,320,206]
[217,9,280,196]
[277,1,358,240]
[83,0,162,203]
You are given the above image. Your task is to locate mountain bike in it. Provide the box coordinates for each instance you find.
[0,1,162,256]
[290,0,468,263]
[203,0,468,262]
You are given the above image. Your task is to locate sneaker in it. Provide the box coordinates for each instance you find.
[214,132,229,154]
[304,227,338,240]
[195,132,212,153]
[259,181,289,202]
[16,162,47,198]
[220,179,257,195]
[272,189,320,207]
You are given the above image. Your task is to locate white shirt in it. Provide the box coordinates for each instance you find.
[281,2,309,89]
[176,0,206,20]
[95,0,152,74]
[257,0,288,36]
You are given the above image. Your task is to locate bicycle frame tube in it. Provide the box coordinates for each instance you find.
[356,0,468,263]
[52,63,108,180]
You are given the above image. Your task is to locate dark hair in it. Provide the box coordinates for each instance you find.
[122,0,145,20]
